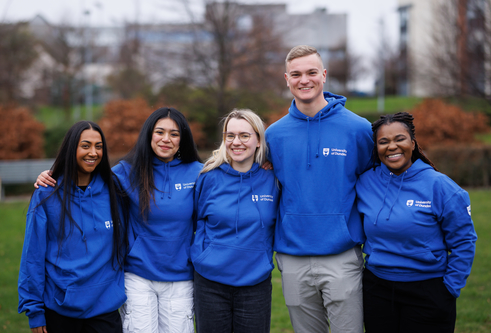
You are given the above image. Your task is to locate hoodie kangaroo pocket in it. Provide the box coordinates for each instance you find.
[55,279,126,314]
[280,213,353,254]
[193,243,273,286]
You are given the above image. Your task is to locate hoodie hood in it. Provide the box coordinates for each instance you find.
[288,91,347,121]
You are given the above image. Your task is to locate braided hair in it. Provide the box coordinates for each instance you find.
[371,112,438,171]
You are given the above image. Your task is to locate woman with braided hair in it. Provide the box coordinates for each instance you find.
[356,112,477,333]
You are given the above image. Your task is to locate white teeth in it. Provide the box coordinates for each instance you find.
[388,154,401,158]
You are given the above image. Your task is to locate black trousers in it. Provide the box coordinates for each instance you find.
[194,271,272,333]
[363,269,456,333]
[45,307,122,333]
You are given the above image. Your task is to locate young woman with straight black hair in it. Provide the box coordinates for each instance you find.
[19,121,127,333]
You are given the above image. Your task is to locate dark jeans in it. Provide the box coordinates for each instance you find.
[194,271,272,333]
[363,268,456,333]
[45,307,122,333]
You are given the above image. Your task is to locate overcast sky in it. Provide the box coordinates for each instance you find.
[2,0,400,91]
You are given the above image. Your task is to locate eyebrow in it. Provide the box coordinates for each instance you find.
[155,127,179,131]
[80,140,103,144]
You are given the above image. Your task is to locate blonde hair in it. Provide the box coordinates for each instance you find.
[285,45,323,69]
[201,109,268,174]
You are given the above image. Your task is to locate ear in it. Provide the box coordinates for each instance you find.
[284,73,289,87]
[412,140,416,151]
[322,68,327,83]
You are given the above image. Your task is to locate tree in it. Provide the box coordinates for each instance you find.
[106,23,153,100]
[0,105,44,159]
[420,0,491,104]
[0,23,39,104]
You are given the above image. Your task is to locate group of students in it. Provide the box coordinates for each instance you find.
[18,45,476,333]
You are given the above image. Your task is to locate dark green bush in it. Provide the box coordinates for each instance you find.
[426,145,491,187]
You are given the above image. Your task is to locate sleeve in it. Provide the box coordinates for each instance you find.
[190,173,209,259]
[18,193,48,329]
[440,189,477,298]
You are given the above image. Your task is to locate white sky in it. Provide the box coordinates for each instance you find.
[2,0,400,92]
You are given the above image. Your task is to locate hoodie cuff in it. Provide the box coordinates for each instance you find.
[29,312,46,329]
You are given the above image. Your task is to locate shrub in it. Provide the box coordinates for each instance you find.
[99,98,206,158]
[98,98,153,158]
[412,99,490,148]
[0,105,44,159]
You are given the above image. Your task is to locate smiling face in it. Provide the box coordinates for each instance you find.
[376,122,416,175]
[151,117,181,163]
[225,118,260,172]
[76,129,103,185]
[285,53,327,110]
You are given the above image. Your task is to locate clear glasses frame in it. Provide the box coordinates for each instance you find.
[223,132,254,143]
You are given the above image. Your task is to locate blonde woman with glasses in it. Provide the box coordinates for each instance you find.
[191,109,279,333]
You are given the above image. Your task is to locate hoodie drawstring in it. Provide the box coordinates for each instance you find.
[386,171,406,221]
[161,162,172,199]
[235,174,243,237]
[316,112,322,158]
[88,186,96,230]
[374,171,407,224]
[307,117,311,168]
[77,189,87,244]
[374,173,393,225]
[306,114,323,168]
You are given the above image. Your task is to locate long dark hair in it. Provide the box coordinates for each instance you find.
[371,112,438,171]
[46,121,126,267]
[123,107,201,218]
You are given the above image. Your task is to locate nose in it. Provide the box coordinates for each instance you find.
[232,135,242,145]
[387,141,397,150]
[162,133,171,142]
[300,74,310,84]
[88,146,97,156]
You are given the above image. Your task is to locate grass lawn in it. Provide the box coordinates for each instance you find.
[345,96,423,115]
[1,189,490,332]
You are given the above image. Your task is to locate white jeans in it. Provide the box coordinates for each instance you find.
[120,272,194,333]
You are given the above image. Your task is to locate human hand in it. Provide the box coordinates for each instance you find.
[261,161,273,170]
[34,170,55,189]
[31,325,47,333]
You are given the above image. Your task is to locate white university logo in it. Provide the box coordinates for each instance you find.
[406,200,414,207]
[467,205,471,216]
[175,183,182,191]
[252,195,258,202]
[323,148,330,156]
[105,220,113,229]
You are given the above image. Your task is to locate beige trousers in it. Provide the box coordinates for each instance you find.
[276,246,364,333]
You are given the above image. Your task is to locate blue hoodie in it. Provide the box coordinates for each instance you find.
[18,173,126,329]
[265,92,373,256]
[191,163,279,287]
[356,159,477,297]
[112,157,203,281]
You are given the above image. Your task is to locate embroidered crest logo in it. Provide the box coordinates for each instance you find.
[175,183,182,191]
[406,200,414,207]
[105,221,113,229]
[467,205,471,216]
[252,195,258,202]
[323,148,330,156]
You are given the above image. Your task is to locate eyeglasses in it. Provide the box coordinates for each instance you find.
[223,132,254,143]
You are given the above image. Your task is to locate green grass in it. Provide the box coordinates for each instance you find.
[0,200,31,333]
[345,96,424,115]
[2,189,490,332]
[36,105,104,129]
